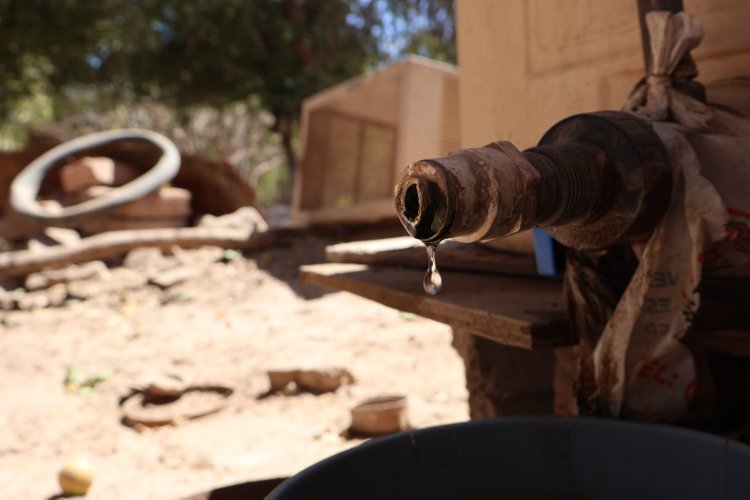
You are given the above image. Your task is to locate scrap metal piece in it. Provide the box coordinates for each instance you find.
[10,129,180,226]
[394,111,671,250]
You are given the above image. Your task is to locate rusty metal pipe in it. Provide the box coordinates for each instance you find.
[394,111,672,250]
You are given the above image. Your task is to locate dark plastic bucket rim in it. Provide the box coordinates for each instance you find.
[268,416,750,500]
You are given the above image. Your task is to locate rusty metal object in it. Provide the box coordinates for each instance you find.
[394,111,672,250]
[11,129,180,226]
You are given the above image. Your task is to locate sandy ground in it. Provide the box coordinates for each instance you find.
[0,234,469,499]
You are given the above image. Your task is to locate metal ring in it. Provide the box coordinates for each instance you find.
[10,129,180,224]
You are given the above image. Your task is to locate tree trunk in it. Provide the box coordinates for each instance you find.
[274,113,297,174]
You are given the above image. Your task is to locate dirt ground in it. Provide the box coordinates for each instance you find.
[0,233,469,499]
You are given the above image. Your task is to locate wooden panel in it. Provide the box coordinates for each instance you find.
[294,57,458,226]
[358,125,396,202]
[321,114,360,208]
[299,109,330,210]
[325,237,538,277]
[526,0,637,75]
[440,75,461,154]
[699,330,750,358]
[457,0,750,150]
[301,109,398,212]
[294,199,396,226]
[300,263,571,349]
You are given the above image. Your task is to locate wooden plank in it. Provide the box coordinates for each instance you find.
[699,330,750,358]
[300,263,571,349]
[325,237,538,277]
[293,199,396,226]
[0,226,279,279]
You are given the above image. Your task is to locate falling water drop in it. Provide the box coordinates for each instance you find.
[423,243,442,295]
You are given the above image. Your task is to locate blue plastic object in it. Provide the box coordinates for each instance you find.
[532,228,565,277]
[268,417,750,500]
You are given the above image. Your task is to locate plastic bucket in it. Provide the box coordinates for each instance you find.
[268,417,750,499]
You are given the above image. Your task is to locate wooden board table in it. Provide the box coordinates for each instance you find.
[325,236,538,276]
[300,262,571,350]
[302,237,578,417]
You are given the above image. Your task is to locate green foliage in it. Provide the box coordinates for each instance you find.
[45,90,284,198]
[0,1,383,117]
[64,366,115,396]
[0,78,53,150]
[256,162,293,207]
[0,1,455,120]
[0,0,456,195]
[379,0,456,63]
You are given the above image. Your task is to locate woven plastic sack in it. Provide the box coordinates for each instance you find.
[592,11,750,421]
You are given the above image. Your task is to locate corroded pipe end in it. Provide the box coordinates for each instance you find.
[394,112,670,250]
[394,142,539,244]
[394,161,452,242]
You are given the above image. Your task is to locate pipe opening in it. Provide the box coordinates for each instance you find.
[395,166,450,242]
[427,181,447,234]
[404,184,421,223]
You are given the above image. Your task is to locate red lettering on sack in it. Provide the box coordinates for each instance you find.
[726,220,750,254]
[726,208,750,255]
[700,249,722,267]
[636,360,679,388]
[683,379,697,401]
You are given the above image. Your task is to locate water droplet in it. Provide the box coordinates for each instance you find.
[423,244,442,295]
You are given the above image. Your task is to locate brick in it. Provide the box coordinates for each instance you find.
[78,185,192,219]
[59,157,140,194]
[114,187,192,219]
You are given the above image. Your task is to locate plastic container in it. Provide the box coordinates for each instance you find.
[268,417,750,499]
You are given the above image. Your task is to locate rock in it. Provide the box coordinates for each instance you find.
[1,313,21,327]
[25,261,108,291]
[123,248,175,274]
[26,227,82,252]
[172,246,225,267]
[17,284,67,310]
[197,206,269,232]
[47,284,68,306]
[26,199,65,220]
[26,240,49,254]
[0,287,27,310]
[77,215,190,234]
[149,265,201,289]
[72,185,192,234]
[67,268,147,299]
[141,374,189,398]
[296,368,355,394]
[17,291,48,311]
[59,156,140,193]
[23,274,47,292]
[113,186,192,219]
[44,226,82,245]
[79,185,192,219]
[0,288,15,310]
[267,370,299,393]
[266,367,355,395]
[0,279,18,292]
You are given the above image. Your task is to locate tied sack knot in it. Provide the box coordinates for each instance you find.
[623,11,712,130]
[646,75,672,88]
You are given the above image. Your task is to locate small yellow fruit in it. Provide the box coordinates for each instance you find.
[58,458,94,496]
